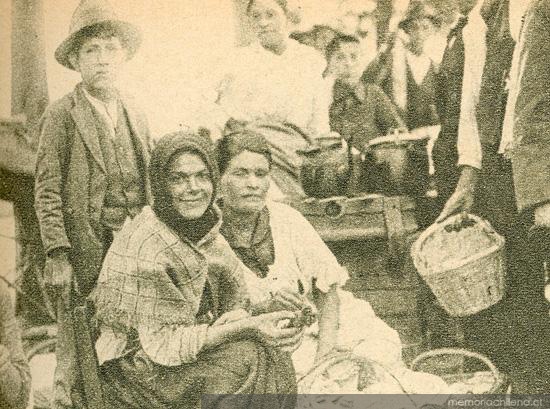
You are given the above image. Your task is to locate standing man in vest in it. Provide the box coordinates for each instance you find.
[34,1,151,407]
[435,0,516,233]
[433,0,550,392]
[500,0,550,390]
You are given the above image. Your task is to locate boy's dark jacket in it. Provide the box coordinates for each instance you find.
[34,83,152,294]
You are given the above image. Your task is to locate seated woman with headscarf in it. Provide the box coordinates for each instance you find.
[216,130,403,375]
[91,131,298,408]
[216,130,451,399]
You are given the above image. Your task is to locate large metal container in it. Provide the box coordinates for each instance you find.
[297,136,352,199]
[363,130,430,197]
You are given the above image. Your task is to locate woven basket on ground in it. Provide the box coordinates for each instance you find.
[297,351,408,394]
[411,214,506,317]
[410,348,509,394]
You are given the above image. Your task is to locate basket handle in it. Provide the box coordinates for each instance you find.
[410,348,500,382]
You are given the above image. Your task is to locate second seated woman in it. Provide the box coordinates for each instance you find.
[216,130,452,397]
[214,0,332,200]
[216,130,404,376]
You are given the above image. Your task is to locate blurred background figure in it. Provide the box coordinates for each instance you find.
[335,0,379,71]
[365,1,443,131]
[0,281,31,409]
[214,0,331,201]
[327,34,405,151]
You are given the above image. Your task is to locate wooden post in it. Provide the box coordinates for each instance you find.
[9,0,53,323]
[11,0,49,133]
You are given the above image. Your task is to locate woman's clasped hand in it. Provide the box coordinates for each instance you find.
[251,310,305,353]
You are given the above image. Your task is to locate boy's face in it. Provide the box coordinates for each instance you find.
[406,18,435,55]
[71,36,127,94]
[331,42,362,85]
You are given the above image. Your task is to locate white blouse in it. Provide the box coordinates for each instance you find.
[216,39,330,137]
[241,201,405,380]
[244,201,349,304]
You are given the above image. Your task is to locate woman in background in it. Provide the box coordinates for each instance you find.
[214,0,332,200]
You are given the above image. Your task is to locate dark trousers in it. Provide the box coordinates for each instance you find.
[426,147,550,392]
[101,340,297,409]
[51,225,114,409]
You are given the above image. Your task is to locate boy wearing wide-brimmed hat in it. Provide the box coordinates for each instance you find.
[34,1,151,407]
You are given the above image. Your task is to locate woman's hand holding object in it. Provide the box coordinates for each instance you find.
[252,311,304,353]
[212,309,251,326]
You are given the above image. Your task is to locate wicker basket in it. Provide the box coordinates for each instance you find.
[410,348,509,394]
[411,214,506,317]
[297,351,408,395]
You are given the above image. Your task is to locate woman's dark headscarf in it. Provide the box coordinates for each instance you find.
[217,129,273,175]
[149,131,220,243]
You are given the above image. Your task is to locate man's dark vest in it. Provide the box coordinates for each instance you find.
[93,101,146,231]
[406,62,439,130]
[477,0,515,149]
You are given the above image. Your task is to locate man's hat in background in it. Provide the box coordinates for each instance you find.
[290,25,342,53]
[55,0,142,70]
[398,1,442,33]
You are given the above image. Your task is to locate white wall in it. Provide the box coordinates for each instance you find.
[1,0,238,138]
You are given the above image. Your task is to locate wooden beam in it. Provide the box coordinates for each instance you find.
[11,0,49,135]
[9,0,50,323]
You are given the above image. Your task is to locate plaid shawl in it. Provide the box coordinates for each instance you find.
[91,206,216,330]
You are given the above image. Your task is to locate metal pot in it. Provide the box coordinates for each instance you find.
[298,136,352,199]
[363,130,430,197]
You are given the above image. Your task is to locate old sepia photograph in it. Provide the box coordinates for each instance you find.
[0,0,549,407]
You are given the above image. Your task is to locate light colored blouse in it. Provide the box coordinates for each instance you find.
[216,39,330,137]
[237,202,405,379]
[244,201,349,305]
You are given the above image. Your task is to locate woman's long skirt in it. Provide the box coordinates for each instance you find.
[100,340,297,409]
